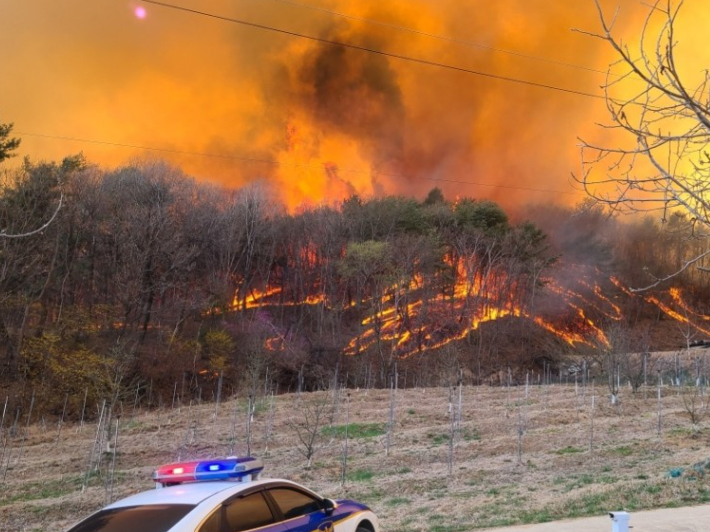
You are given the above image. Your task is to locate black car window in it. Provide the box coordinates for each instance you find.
[198,509,221,532]
[222,492,275,532]
[66,504,194,532]
[268,488,322,520]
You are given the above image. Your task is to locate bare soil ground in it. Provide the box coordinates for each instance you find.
[2,383,710,532]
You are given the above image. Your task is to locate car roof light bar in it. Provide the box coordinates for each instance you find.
[153,457,263,487]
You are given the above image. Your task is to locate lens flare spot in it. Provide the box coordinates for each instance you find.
[134,6,147,19]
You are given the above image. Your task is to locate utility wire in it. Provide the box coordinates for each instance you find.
[140,0,603,100]
[18,131,581,195]
[19,132,288,164]
[258,0,609,76]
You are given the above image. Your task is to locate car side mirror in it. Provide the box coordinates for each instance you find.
[322,498,336,516]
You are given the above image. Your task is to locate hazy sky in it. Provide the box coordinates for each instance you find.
[2,0,708,210]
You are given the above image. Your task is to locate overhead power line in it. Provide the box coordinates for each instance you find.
[140,0,603,100]
[18,131,581,195]
[258,0,609,76]
[20,132,287,164]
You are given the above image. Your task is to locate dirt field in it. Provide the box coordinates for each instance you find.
[2,383,710,532]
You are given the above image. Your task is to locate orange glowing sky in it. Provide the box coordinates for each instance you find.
[2,0,709,210]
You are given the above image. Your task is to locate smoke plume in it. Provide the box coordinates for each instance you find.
[4,0,709,210]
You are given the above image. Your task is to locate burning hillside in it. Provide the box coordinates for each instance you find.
[236,258,710,362]
[214,195,710,369]
[5,158,710,417]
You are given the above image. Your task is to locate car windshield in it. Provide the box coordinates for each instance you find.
[66,504,195,532]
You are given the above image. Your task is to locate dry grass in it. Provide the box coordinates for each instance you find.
[2,384,710,532]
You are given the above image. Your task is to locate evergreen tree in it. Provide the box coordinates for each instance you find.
[0,115,20,163]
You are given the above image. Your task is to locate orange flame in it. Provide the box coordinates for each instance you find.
[227,254,639,358]
[612,277,710,336]
[343,263,612,357]
[645,294,710,336]
[669,288,710,321]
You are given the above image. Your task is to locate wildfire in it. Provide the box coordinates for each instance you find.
[342,264,613,357]
[609,276,634,297]
[592,284,623,320]
[645,295,710,336]
[610,276,710,337]
[471,306,521,330]
[669,288,710,321]
[264,337,285,351]
[236,287,283,309]
[546,278,621,323]
[234,287,326,310]
[576,308,610,347]
[533,316,586,346]
[225,256,710,360]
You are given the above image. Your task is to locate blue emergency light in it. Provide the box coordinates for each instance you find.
[153,456,263,486]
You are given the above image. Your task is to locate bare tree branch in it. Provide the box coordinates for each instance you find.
[575,0,710,285]
[0,192,63,239]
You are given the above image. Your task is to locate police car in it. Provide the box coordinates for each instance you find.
[65,457,379,532]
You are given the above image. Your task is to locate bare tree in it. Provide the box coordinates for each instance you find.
[0,156,82,376]
[657,370,663,442]
[589,393,596,453]
[447,386,456,477]
[576,0,710,286]
[340,392,350,487]
[516,392,529,466]
[288,392,335,468]
[0,192,63,239]
[680,384,708,436]
[385,371,397,457]
[622,327,655,394]
[598,324,631,405]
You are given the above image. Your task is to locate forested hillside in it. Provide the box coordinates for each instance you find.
[2,156,710,417]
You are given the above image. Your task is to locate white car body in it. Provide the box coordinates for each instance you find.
[65,476,379,532]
